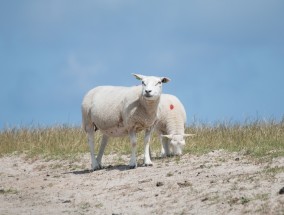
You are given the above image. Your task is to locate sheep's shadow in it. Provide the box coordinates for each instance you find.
[75,169,96,174]
[64,164,131,175]
[63,169,93,175]
[105,162,156,171]
[104,164,131,172]
[64,156,169,175]
[64,162,156,175]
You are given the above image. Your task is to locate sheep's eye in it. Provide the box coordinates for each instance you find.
[155,81,162,86]
[142,81,146,86]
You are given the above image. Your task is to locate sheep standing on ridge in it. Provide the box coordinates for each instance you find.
[155,94,194,157]
[81,74,170,170]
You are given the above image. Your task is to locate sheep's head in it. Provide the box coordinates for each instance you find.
[162,134,195,155]
[132,73,170,100]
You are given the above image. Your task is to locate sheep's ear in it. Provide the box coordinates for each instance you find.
[132,73,144,80]
[161,134,173,139]
[161,77,171,83]
[183,134,195,137]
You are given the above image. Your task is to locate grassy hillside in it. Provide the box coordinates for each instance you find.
[1,119,284,160]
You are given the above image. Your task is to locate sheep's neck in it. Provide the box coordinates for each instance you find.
[165,115,185,135]
[140,96,160,116]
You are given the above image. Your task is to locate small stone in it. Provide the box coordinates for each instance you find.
[235,157,240,161]
[166,172,174,177]
[139,179,152,184]
[201,197,208,202]
[279,187,284,194]
[156,182,164,187]
[177,180,192,188]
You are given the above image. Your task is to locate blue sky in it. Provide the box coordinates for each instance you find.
[0,1,284,128]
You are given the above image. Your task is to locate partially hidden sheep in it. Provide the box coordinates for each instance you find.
[81,73,170,170]
[155,94,194,156]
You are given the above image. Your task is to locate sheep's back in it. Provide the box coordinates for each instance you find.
[156,94,186,134]
[88,85,141,131]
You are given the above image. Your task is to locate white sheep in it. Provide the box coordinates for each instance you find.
[155,94,194,157]
[81,73,170,170]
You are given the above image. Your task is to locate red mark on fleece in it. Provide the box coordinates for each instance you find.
[170,104,174,110]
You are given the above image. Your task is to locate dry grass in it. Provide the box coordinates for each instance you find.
[185,118,284,158]
[1,118,284,160]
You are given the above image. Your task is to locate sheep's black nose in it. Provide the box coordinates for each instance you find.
[145,90,152,94]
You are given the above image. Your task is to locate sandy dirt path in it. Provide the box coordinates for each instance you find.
[1,150,284,215]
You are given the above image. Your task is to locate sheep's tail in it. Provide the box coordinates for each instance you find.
[81,103,93,132]
[81,105,87,132]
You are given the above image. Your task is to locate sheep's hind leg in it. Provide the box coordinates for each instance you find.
[96,134,109,168]
[129,130,137,169]
[87,129,101,171]
[143,128,153,166]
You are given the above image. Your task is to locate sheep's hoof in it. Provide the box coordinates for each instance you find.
[129,164,137,169]
[143,163,153,167]
[92,164,102,171]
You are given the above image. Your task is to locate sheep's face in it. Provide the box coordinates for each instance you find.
[132,74,170,101]
[141,77,163,100]
[170,135,186,155]
[162,134,195,156]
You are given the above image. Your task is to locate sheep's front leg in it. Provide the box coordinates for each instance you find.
[87,130,101,171]
[160,135,167,157]
[129,130,137,169]
[161,136,170,157]
[143,128,153,166]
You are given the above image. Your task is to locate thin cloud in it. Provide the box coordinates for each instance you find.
[62,54,107,90]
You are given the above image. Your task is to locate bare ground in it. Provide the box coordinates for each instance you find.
[1,150,284,215]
